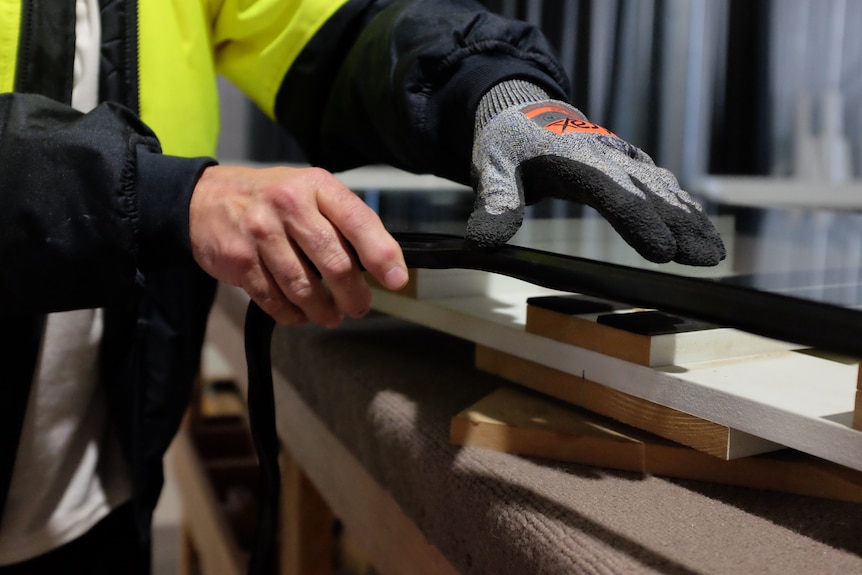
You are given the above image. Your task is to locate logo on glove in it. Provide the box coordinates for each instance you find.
[520,103,616,137]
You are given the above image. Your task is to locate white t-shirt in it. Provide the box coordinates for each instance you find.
[0,0,132,564]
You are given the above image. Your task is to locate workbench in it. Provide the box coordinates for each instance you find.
[174,171,862,574]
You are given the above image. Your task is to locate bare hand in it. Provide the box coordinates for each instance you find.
[190,165,408,327]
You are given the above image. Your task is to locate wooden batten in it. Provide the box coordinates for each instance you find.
[474,345,775,460]
[855,361,862,430]
[451,386,862,504]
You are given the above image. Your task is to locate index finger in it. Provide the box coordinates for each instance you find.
[317,182,408,291]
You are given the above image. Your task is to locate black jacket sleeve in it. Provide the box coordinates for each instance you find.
[0,93,215,313]
[274,0,571,185]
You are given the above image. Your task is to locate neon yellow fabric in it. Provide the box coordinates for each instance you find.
[0,0,21,93]
[139,0,349,157]
[210,0,349,119]
[138,0,220,157]
[1,0,348,158]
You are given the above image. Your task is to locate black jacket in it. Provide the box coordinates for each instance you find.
[0,0,570,550]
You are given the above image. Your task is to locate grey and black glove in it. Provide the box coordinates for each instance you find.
[468,80,726,266]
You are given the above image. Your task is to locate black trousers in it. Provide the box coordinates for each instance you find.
[0,503,150,575]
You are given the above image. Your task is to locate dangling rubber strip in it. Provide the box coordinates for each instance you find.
[244,301,278,575]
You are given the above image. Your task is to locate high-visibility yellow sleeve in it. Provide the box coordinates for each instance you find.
[0,0,22,93]
[210,0,350,119]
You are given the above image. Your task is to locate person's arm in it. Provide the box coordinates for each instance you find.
[212,0,568,182]
[274,0,572,184]
[0,93,214,313]
[265,0,723,266]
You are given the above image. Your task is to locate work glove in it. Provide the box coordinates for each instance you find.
[468,80,726,266]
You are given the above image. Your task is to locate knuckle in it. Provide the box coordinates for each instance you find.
[282,273,318,307]
[302,166,332,185]
[219,242,258,279]
[269,167,330,211]
[299,224,356,280]
[242,282,271,309]
[290,282,316,306]
[266,183,303,214]
[248,279,312,326]
[340,202,377,234]
[241,207,278,243]
[363,240,400,271]
[319,248,355,281]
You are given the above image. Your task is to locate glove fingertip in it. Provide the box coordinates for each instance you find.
[679,237,727,267]
[466,209,523,248]
[639,243,676,265]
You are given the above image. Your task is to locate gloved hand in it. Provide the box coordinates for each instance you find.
[468,81,726,266]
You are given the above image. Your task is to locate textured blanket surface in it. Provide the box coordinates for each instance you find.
[237,300,862,575]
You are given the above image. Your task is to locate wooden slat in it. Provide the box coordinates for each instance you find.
[179,525,202,575]
[200,386,246,420]
[279,452,336,575]
[451,386,647,471]
[451,386,862,503]
[170,429,246,575]
[855,362,862,430]
[477,345,746,459]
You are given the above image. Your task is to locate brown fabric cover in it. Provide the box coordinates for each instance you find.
[257,309,862,575]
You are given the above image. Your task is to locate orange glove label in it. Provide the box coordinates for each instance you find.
[520,103,616,137]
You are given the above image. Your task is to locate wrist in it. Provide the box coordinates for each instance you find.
[136,148,217,268]
[475,79,550,132]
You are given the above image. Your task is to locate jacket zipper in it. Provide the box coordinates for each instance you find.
[15,0,76,103]
[15,0,34,91]
[125,0,140,116]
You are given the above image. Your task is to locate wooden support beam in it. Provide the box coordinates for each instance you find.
[279,452,337,575]
[179,525,202,575]
[475,345,775,459]
[171,429,247,575]
[855,362,862,430]
[451,386,647,471]
[451,386,862,503]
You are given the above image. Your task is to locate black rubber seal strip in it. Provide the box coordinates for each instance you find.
[244,302,279,575]
[393,232,862,358]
